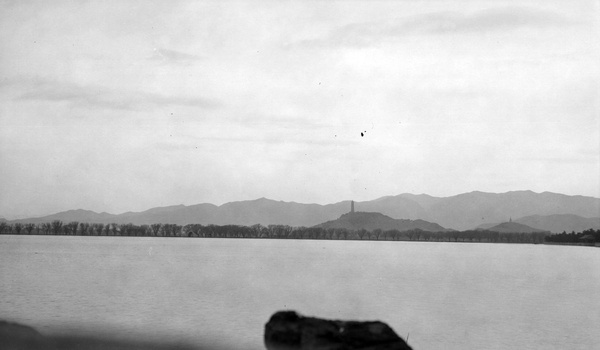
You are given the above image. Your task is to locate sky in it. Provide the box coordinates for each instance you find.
[1,0,599,219]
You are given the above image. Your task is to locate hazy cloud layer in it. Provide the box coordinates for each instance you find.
[299,7,571,47]
[8,78,220,111]
[150,48,205,65]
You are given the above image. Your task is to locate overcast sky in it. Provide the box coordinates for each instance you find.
[1,0,599,219]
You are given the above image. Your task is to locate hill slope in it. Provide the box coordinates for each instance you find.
[476,214,600,233]
[485,221,547,233]
[515,214,600,233]
[314,212,447,232]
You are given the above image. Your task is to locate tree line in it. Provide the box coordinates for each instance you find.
[544,229,600,245]
[0,221,568,244]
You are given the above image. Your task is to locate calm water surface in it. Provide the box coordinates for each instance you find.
[1,236,598,349]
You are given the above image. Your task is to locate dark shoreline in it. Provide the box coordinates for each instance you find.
[2,233,598,247]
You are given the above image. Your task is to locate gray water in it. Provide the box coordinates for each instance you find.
[1,236,598,350]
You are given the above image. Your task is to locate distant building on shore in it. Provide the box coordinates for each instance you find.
[351,200,355,213]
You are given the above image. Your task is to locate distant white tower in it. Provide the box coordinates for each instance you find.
[351,200,355,213]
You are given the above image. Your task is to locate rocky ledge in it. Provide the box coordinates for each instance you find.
[264,311,412,350]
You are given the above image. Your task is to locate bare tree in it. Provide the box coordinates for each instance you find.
[171,224,182,237]
[150,224,162,237]
[109,223,118,236]
[120,223,133,236]
[64,222,79,235]
[139,224,150,236]
[13,223,23,235]
[24,223,35,235]
[356,229,367,240]
[406,229,423,241]
[51,220,63,235]
[79,223,90,236]
[161,224,172,237]
[373,229,383,240]
[93,223,105,236]
[251,224,265,238]
[183,224,198,237]
[104,224,115,236]
[337,228,349,240]
[42,223,52,235]
[448,230,460,242]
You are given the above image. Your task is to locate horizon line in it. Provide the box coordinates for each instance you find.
[3,189,599,221]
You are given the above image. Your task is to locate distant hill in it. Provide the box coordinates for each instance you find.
[314,212,447,232]
[406,191,600,231]
[476,223,499,230]
[23,209,116,224]
[476,214,600,233]
[514,214,600,233]
[7,191,600,230]
[9,198,350,227]
[485,221,548,233]
[351,196,428,220]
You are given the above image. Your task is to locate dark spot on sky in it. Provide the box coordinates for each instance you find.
[361,131,366,137]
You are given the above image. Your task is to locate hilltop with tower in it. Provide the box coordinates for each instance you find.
[314,200,448,232]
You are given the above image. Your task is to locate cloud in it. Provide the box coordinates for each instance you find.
[7,77,220,111]
[149,48,204,65]
[234,114,332,131]
[519,155,598,165]
[298,7,570,48]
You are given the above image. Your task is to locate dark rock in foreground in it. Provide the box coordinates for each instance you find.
[0,320,210,350]
[0,320,53,350]
[264,311,412,350]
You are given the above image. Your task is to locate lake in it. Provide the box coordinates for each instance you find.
[1,236,598,349]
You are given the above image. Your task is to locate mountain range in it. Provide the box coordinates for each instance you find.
[7,191,600,232]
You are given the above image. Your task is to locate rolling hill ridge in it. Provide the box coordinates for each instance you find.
[7,191,600,232]
[483,221,548,233]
